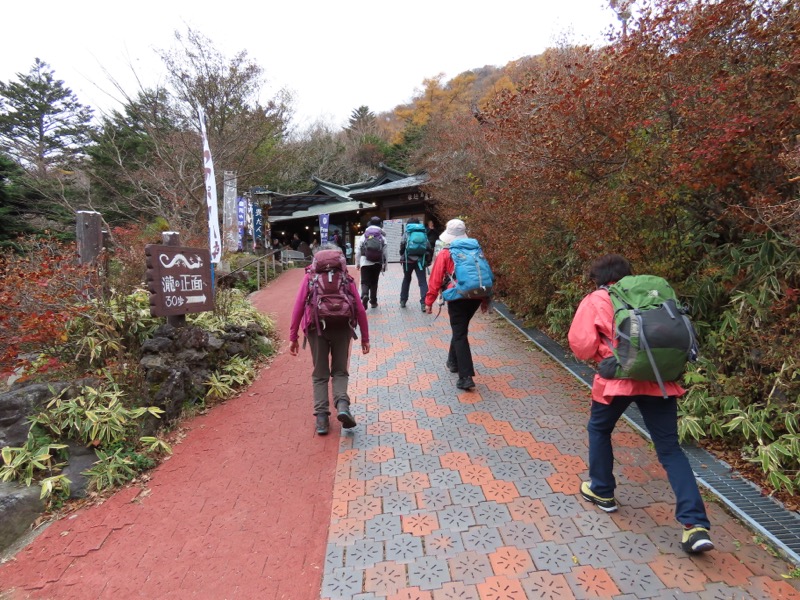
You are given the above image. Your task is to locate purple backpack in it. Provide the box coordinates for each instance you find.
[306,249,357,334]
[361,226,385,263]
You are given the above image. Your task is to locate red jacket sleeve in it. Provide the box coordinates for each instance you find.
[568,289,614,363]
[425,248,453,307]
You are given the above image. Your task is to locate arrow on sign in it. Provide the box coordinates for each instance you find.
[185,295,207,304]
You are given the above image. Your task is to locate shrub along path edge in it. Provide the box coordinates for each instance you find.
[0,267,339,599]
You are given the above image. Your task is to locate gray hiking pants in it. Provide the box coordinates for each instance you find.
[307,325,352,415]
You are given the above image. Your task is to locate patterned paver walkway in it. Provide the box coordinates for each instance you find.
[1,264,799,599]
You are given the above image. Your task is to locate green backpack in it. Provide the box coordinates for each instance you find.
[598,275,699,397]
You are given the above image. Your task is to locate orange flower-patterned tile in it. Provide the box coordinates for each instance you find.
[750,575,800,599]
[566,565,620,598]
[466,412,494,425]
[388,587,433,600]
[366,446,395,463]
[481,480,520,503]
[333,478,366,501]
[477,575,527,600]
[392,419,419,433]
[649,554,708,593]
[406,429,434,444]
[424,405,452,418]
[546,472,582,494]
[619,465,650,484]
[695,551,754,587]
[508,497,547,523]
[459,464,494,486]
[521,572,576,600]
[440,452,472,470]
[551,455,587,475]
[401,512,439,537]
[489,546,534,576]
[397,472,431,494]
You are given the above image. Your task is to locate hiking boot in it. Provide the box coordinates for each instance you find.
[370,302,378,308]
[456,376,475,390]
[315,414,329,435]
[580,481,618,512]
[420,303,426,312]
[361,297,368,309]
[400,301,407,308]
[681,526,714,554]
[445,360,459,373]
[336,404,357,429]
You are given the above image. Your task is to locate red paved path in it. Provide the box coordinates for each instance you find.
[1,268,338,599]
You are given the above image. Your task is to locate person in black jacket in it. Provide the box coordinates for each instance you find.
[399,217,432,311]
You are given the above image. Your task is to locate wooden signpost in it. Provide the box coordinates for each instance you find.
[145,241,214,319]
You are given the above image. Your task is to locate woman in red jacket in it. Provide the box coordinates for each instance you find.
[425,219,489,391]
[568,254,713,554]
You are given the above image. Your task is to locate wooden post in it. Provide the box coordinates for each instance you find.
[76,211,103,265]
[162,231,186,328]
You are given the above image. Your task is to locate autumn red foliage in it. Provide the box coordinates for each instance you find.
[0,238,96,378]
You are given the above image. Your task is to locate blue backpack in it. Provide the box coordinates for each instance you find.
[442,238,494,301]
[404,222,429,270]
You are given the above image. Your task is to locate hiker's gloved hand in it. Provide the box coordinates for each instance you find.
[289,340,299,356]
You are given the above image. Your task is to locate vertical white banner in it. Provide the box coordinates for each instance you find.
[222,171,238,255]
[198,106,222,263]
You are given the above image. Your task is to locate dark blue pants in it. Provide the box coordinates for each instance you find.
[587,395,710,528]
[400,262,428,306]
[446,299,482,378]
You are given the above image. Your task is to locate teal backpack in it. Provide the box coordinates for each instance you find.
[442,238,494,301]
[598,275,699,397]
[404,222,429,270]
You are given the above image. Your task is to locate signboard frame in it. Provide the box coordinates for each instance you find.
[145,244,215,317]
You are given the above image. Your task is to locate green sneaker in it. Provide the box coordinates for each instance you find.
[681,526,714,553]
[580,481,618,512]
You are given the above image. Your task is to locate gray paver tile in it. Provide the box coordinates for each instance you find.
[385,533,424,562]
[449,484,486,507]
[424,529,467,558]
[498,521,543,547]
[568,536,621,568]
[447,551,493,585]
[437,505,476,532]
[460,525,504,553]
[529,542,575,574]
[321,566,364,598]
[345,538,385,569]
[608,560,668,598]
[473,501,512,527]
[407,555,451,591]
[366,513,403,541]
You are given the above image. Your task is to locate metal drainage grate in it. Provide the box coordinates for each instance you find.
[493,302,800,565]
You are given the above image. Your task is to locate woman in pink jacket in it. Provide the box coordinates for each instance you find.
[568,254,713,554]
[288,244,370,435]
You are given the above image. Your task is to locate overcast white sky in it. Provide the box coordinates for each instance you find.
[1,1,619,130]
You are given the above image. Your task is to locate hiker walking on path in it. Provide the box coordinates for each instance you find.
[355,216,387,309]
[289,244,370,435]
[425,218,491,391]
[568,253,714,554]
[399,217,432,311]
